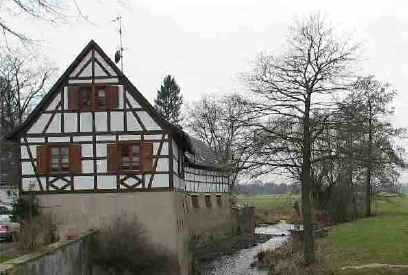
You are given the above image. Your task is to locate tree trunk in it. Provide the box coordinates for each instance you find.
[365,102,373,217]
[301,93,315,265]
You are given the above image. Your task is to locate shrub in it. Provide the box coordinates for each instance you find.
[19,214,58,251]
[91,214,179,275]
[10,193,40,222]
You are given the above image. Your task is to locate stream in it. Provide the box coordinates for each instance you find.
[204,222,296,275]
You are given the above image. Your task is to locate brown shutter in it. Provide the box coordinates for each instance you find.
[68,86,79,110]
[36,145,49,174]
[106,86,119,109]
[69,144,82,174]
[142,142,154,171]
[107,144,119,172]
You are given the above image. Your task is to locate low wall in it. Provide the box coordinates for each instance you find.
[0,231,94,275]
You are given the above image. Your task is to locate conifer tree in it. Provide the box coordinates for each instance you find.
[154,75,183,126]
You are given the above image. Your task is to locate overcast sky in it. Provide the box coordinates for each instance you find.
[8,0,408,182]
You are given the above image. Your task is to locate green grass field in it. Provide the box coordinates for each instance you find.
[237,194,299,211]
[323,194,408,270]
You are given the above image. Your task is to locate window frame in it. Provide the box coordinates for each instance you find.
[119,142,142,173]
[49,144,71,175]
[191,195,199,209]
[95,85,108,110]
[216,194,222,207]
[205,194,212,209]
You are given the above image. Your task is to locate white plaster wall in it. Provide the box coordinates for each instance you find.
[137,111,161,130]
[21,145,36,159]
[80,113,92,132]
[28,114,51,133]
[118,85,124,109]
[156,158,169,172]
[94,62,107,77]
[21,162,34,175]
[97,175,116,189]
[154,142,168,155]
[74,176,94,190]
[46,93,61,111]
[126,112,143,131]
[118,135,140,141]
[126,91,141,108]
[96,144,107,157]
[145,134,162,140]
[147,174,169,188]
[70,51,92,77]
[110,112,124,131]
[172,141,178,159]
[64,113,77,132]
[79,63,92,77]
[95,52,117,76]
[94,78,118,84]
[81,144,93,157]
[45,113,61,133]
[96,160,106,173]
[26,138,44,143]
[173,159,178,173]
[68,79,92,84]
[124,177,143,188]
[51,179,69,189]
[82,160,94,173]
[22,177,43,191]
[95,112,108,132]
[49,137,70,142]
[96,135,115,141]
[73,136,92,142]
[63,87,68,109]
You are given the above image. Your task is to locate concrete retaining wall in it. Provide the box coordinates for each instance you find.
[0,231,94,275]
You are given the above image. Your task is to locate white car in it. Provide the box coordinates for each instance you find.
[0,214,20,241]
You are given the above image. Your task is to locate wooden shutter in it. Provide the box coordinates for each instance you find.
[69,144,82,174]
[36,145,49,174]
[68,87,79,110]
[107,144,119,172]
[142,142,153,171]
[106,86,119,109]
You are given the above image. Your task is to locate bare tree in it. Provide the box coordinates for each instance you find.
[244,14,359,264]
[184,93,255,185]
[0,50,56,188]
[0,0,129,44]
[0,50,56,131]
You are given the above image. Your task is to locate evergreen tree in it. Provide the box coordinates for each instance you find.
[154,75,183,126]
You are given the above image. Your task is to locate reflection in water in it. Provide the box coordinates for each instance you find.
[204,223,293,275]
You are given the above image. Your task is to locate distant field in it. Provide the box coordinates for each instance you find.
[236,194,300,211]
[323,194,408,273]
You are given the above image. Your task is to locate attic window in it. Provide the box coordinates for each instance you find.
[96,86,107,108]
[80,87,92,109]
[68,85,119,110]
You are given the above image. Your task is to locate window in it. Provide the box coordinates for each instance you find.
[37,144,82,174]
[192,195,199,209]
[79,86,92,109]
[68,85,119,110]
[96,86,107,108]
[120,143,140,171]
[205,194,212,208]
[50,146,70,173]
[216,195,222,207]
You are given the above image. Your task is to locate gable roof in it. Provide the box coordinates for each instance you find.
[185,137,218,170]
[2,40,193,152]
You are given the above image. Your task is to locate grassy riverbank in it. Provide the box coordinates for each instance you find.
[322,194,408,274]
[240,193,408,274]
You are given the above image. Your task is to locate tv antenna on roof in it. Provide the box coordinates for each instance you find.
[112,15,124,72]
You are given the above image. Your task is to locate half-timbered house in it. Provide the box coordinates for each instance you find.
[3,40,232,274]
